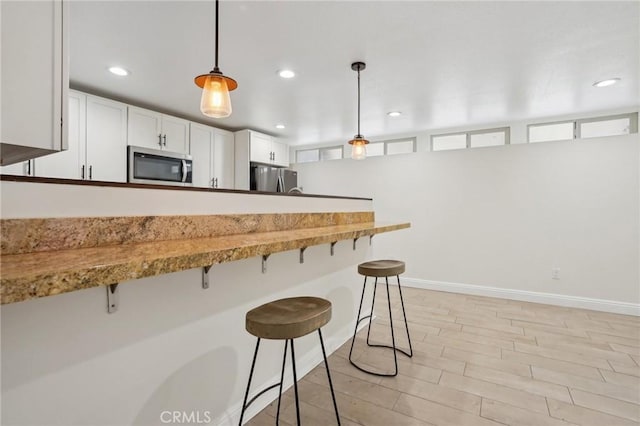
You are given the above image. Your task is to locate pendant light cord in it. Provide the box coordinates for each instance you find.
[357,68,361,136]
[214,0,220,72]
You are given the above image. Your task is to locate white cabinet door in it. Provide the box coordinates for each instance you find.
[213,129,235,189]
[250,132,273,164]
[190,123,214,188]
[85,95,127,182]
[127,106,162,150]
[271,140,289,167]
[36,90,85,179]
[162,115,190,154]
[1,161,32,176]
[0,0,68,164]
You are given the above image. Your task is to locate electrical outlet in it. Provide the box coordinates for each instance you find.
[552,267,560,280]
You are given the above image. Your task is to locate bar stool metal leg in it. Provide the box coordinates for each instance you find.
[396,275,413,357]
[348,276,368,361]
[318,328,341,425]
[348,273,413,377]
[239,338,261,426]
[275,340,289,424]
[365,277,378,345]
[290,339,301,426]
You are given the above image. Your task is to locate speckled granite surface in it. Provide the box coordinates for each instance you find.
[0,219,409,305]
[1,212,375,255]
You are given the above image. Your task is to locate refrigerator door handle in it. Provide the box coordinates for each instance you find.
[276,175,282,192]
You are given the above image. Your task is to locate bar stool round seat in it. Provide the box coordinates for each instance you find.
[246,296,332,340]
[358,260,405,277]
[239,296,341,425]
[349,259,413,377]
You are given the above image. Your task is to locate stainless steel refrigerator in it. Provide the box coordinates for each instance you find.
[251,165,298,192]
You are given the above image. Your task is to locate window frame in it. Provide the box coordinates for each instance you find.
[381,137,417,155]
[527,120,576,143]
[431,127,510,151]
[527,113,638,143]
[575,113,638,139]
[295,145,344,163]
[319,145,344,161]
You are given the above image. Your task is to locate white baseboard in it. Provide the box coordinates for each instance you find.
[402,277,640,317]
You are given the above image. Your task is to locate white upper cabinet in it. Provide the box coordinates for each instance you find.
[190,123,234,189]
[36,91,127,182]
[162,115,190,153]
[0,0,69,165]
[126,107,161,150]
[248,131,289,167]
[127,106,189,154]
[234,129,289,189]
[271,140,290,167]
[250,132,273,164]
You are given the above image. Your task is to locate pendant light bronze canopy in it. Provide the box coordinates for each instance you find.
[195,0,237,118]
[348,62,369,160]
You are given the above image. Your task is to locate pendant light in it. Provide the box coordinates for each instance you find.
[194,0,237,118]
[348,62,369,160]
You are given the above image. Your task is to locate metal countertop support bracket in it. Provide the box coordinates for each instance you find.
[262,254,270,273]
[353,237,359,250]
[202,265,213,289]
[106,283,119,314]
[299,247,307,264]
[330,241,337,256]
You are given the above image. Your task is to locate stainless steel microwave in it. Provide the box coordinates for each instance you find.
[127,146,193,186]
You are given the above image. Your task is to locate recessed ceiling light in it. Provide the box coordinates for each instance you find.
[108,66,129,76]
[387,111,402,117]
[593,78,620,88]
[278,69,295,79]
[275,124,285,129]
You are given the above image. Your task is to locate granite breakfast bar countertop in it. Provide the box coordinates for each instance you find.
[1,220,410,305]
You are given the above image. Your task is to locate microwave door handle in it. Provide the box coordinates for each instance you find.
[181,160,188,183]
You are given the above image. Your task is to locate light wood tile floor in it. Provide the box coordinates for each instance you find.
[247,288,640,425]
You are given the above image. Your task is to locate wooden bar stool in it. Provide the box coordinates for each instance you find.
[239,297,341,425]
[348,260,413,377]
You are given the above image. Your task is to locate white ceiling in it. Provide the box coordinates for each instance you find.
[70,1,639,146]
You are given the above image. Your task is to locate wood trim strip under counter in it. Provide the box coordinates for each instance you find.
[1,214,410,305]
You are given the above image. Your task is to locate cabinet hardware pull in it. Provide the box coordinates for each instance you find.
[26,161,31,176]
[81,165,85,179]
[89,165,93,180]
[162,135,167,146]
[214,177,218,188]
[158,134,163,146]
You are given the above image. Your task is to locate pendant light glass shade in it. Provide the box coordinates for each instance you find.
[194,0,237,118]
[199,74,232,118]
[349,135,368,160]
[348,62,369,160]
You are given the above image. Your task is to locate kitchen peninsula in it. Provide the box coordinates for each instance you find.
[0,175,409,425]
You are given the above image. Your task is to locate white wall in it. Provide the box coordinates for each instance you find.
[294,134,640,312]
[0,186,389,425]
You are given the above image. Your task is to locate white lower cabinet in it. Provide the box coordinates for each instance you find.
[190,123,234,189]
[84,95,128,182]
[0,160,34,176]
[35,90,85,179]
[36,91,127,182]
